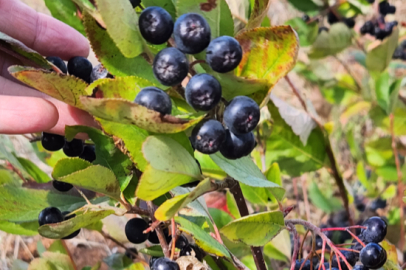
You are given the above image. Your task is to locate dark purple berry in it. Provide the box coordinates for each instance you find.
[328,11,339,24]
[190,120,226,154]
[360,21,374,35]
[360,216,387,243]
[344,18,355,28]
[294,259,311,270]
[223,96,260,135]
[151,257,180,270]
[46,56,67,74]
[369,198,387,211]
[134,87,172,115]
[153,47,189,86]
[125,218,150,244]
[79,145,96,163]
[139,7,174,45]
[41,132,65,152]
[360,243,387,269]
[219,130,255,160]
[38,207,63,226]
[63,139,84,157]
[185,74,222,111]
[173,13,211,54]
[148,223,171,244]
[53,180,73,192]
[67,56,92,83]
[206,36,243,73]
[174,235,189,249]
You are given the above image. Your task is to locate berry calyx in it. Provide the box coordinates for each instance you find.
[173,13,211,54]
[53,180,73,192]
[185,73,222,111]
[223,96,260,135]
[153,47,189,86]
[134,87,172,115]
[206,36,243,73]
[61,211,80,239]
[125,218,150,244]
[360,216,387,243]
[63,139,84,157]
[151,257,180,270]
[360,243,387,269]
[190,120,226,154]
[139,7,174,45]
[90,64,112,83]
[67,56,92,83]
[38,207,63,226]
[41,132,65,152]
[219,130,256,160]
[79,145,96,163]
[46,56,67,74]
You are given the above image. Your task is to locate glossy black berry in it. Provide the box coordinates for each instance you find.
[179,244,204,261]
[369,198,387,211]
[190,120,226,154]
[360,21,374,35]
[344,18,355,28]
[153,47,189,86]
[220,130,255,160]
[38,207,63,226]
[139,7,174,45]
[294,259,311,270]
[206,36,243,73]
[302,14,310,22]
[134,87,172,115]
[332,250,357,270]
[151,257,180,270]
[90,64,112,83]
[360,243,387,269]
[174,235,189,249]
[61,211,80,239]
[124,248,138,260]
[63,139,84,157]
[125,218,150,244]
[46,56,67,74]
[53,180,73,192]
[148,223,170,244]
[361,216,387,243]
[185,74,222,111]
[379,1,392,16]
[223,96,260,135]
[79,145,96,163]
[328,11,339,24]
[173,13,211,54]
[67,56,92,83]
[318,26,329,33]
[130,0,141,8]
[41,132,65,152]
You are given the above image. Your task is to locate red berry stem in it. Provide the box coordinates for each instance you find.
[346,228,366,248]
[287,223,300,270]
[318,239,326,270]
[336,247,360,253]
[170,218,176,260]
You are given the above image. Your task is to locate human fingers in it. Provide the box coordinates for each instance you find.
[0,0,89,60]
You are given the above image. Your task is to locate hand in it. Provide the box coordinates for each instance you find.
[0,0,97,135]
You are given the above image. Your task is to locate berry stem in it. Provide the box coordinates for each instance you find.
[147,201,170,258]
[287,223,299,270]
[170,218,176,260]
[336,247,360,253]
[390,113,405,250]
[61,240,77,270]
[74,187,92,205]
[229,180,267,270]
[5,161,28,182]
[319,239,326,270]
[320,225,366,232]
[345,228,366,248]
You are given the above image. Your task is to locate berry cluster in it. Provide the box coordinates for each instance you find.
[41,132,96,192]
[38,207,80,239]
[295,216,388,270]
[393,40,406,61]
[360,0,397,40]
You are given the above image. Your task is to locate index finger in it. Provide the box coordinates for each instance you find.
[0,0,89,60]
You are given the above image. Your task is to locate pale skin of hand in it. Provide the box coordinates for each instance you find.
[0,0,98,135]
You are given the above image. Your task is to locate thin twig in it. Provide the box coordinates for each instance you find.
[231,13,248,25]
[190,59,206,69]
[61,240,78,270]
[390,113,405,250]
[147,201,170,258]
[74,187,92,205]
[101,231,139,259]
[288,224,300,270]
[229,180,267,270]
[5,161,28,183]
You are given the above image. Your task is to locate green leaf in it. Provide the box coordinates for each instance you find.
[48,240,68,254]
[39,208,115,239]
[103,253,133,270]
[0,135,30,179]
[142,0,176,19]
[366,27,399,73]
[356,161,373,192]
[208,208,233,229]
[96,119,149,171]
[365,137,395,167]
[0,169,19,185]
[220,211,285,246]
[9,66,89,109]
[287,0,320,12]
[29,252,75,270]
[94,0,144,58]
[172,186,210,218]
[155,179,212,221]
[210,153,285,201]
[235,26,299,99]
[16,157,51,183]
[263,229,291,262]
[375,72,391,114]
[0,32,52,69]
[381,240,402,270]
[139,245,165,257]
[65,126,133,191]
[175,216,230,258]
[370,106,406,136]
[71,0,105,28]
[0,220,38,236]
[44,0,86,36]
[53,158,121,200]
[308,181,342,213]
[194,151,227,179]
[80,97,205,133]
[226,191,241,219]
[0,185,86,222]
[176,0,234,38]
[245,0,270,30]
[82,13,160,85]
[136,136,202,200]
[308,23,353,59]
[286,18,318,47]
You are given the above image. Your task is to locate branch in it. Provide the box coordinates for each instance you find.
[147,201,170,258]
[390,113,405,250]
[229,179,267,270]
[5,161,28,183]
[287,224,300,270]
[285,75,353,226]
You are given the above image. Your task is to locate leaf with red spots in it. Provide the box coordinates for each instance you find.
[9,66,89,109]
[80,97,205,134]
